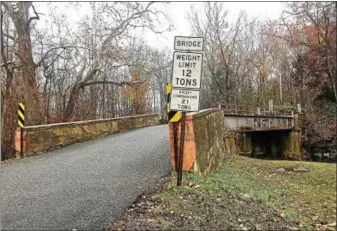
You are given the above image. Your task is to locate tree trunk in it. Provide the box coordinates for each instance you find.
[7,2,42,125]
[46,79,52,123]
[18,36,42,125]
[102,76,106,118]
[64,83,81,121]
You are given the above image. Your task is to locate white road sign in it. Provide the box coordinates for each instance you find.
[170,89,200,112]
[172,51,203,89]
[174,36,204,51]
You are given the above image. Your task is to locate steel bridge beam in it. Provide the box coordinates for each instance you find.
[224,114,294,132]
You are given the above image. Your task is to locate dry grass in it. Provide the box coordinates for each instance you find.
[108,155,336,230]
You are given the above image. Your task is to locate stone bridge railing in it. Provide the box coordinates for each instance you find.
[16,114,161,157]
[168,109,225,176]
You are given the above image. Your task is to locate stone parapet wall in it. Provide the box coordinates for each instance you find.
[169,109,225,176]
[18,114,161,157]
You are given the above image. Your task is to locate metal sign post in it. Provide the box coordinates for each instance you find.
[170,36,204,186]
[177,112,186,186]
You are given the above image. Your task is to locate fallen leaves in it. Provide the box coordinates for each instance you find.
[188,181,200,188]
[108,156,336,231]
[240,193,251,199]
[274,166,310,173]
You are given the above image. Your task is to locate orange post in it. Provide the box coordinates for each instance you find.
[169,114,197,172]
[15,128,27,153]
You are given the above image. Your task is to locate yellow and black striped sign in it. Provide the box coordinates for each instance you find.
[166,83,182,122]
[18,103,25,128]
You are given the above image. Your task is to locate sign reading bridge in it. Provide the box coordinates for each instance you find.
[174,36,204,51]
[170,36,204,112]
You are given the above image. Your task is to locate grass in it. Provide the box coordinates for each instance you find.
[109,155,336,230]
[221,156,336,227]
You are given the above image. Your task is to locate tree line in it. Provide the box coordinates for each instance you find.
[1,2,336,160]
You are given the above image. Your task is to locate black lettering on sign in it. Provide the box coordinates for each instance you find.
[180,105,191,110]
[178,78,183,85]
[178,62,196,68]
[182,70,191,77]
[176,40,202,48]
[175,78,198,87]
[175,77,198,87]
[176,54,201,61]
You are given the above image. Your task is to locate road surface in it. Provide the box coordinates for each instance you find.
[1,125,171,230]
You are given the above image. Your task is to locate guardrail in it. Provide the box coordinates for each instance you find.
[218,103,296,117]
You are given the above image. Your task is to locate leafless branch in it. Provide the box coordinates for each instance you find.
[25,3,40,32]
[36,46,92,67]
[102,2,155,47]
[1,32,14,41]
[82,80,145,88]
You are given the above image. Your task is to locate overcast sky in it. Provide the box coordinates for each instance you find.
[35,2,286,51]
[150,2,285,50]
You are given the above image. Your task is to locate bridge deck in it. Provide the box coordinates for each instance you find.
[1,125,170,230]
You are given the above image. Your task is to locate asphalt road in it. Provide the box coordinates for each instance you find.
[1,125,171,230]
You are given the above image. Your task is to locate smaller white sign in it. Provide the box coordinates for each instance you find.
[170,89,200,112]
[174,36,204,51]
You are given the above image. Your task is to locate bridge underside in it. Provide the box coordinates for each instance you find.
[223,113,303,160]
[239,130,291,159]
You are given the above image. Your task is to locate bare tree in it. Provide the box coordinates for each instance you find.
[62,2,172,120]
[189,3,254,108]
